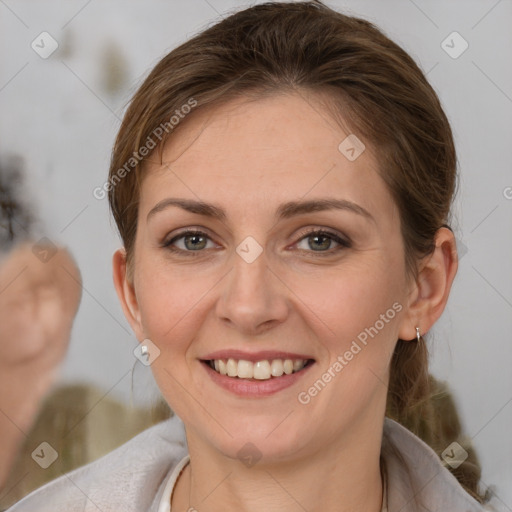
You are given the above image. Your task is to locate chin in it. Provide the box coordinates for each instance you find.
[203,420,310,465]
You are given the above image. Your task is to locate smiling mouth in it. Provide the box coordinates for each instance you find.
[203,358,315,380]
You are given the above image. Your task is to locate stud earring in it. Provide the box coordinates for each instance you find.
[415,327,421,342]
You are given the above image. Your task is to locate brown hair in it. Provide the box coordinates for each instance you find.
[0,155,33,249]
[108,0,484,502]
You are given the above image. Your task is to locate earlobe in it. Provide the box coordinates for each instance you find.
[397,227,458,341]
[112,248,144,340]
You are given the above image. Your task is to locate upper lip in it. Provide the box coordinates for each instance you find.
[201,350,315,362]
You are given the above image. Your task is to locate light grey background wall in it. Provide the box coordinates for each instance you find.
[1,0,510,506]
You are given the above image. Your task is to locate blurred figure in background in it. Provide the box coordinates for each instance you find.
[0,155,172,509]
[0,155,82,491]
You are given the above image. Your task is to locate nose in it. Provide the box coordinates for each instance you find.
[215,247,289,336]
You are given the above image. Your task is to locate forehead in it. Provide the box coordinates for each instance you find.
[139,92,397,225]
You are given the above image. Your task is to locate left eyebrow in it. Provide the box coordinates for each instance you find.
[276,198,375,224]
[146,197,375,224]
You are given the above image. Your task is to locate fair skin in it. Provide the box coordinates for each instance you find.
[0,243,82,490]
[113,91,457,512]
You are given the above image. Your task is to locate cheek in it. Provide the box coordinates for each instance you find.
[295,264,405,413]
[134,259,216,347]
[298,267,403,404]
[134,262,214,418]
[294,258,403,346]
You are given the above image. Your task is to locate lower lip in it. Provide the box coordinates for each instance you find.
[201,361,315,397]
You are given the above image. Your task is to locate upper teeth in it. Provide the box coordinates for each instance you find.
[210,358,308,380]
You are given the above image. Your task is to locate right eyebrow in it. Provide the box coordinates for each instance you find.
[147,198,227,222]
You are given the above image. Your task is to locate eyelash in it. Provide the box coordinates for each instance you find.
[162,228,351,257]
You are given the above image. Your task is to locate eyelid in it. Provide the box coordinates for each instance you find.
[162,226,350,256]
[162,228,219,249]
[293,227,350,246]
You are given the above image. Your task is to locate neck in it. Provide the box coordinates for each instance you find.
[172,415,385,512]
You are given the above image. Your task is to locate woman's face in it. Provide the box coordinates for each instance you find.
[117,91,416,462]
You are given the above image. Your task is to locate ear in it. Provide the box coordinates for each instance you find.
[397,227,458,341]
[112,248,145,341]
